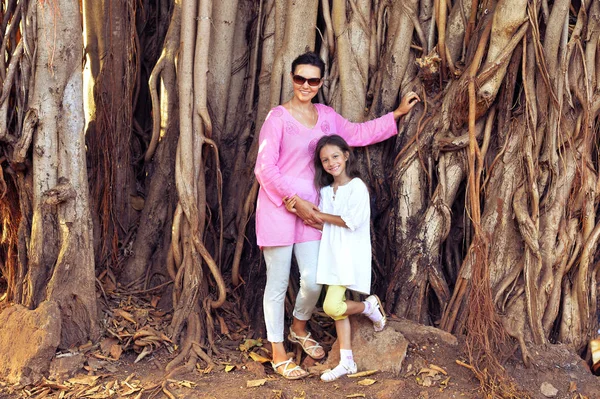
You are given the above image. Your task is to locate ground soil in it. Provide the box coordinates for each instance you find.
[2,327,599,399]
[1,292,599,399]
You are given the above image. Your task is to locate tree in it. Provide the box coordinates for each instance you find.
[1,0,599,394]
[0,0,97,348]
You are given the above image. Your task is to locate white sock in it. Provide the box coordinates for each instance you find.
[362,300,383,323]
[361,300,373,315]
[340,349,354,367]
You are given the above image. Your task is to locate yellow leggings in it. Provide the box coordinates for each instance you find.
[323,285,348,321]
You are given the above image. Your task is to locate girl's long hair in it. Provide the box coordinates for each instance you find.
[313,134,361,190]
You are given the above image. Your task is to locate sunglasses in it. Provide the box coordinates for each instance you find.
[292,75,322,87]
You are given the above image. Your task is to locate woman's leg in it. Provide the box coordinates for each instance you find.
[289,240,325,358]
[263,245,307,377]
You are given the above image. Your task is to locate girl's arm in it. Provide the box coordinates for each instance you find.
[313,210,348,229]
[315,181,370,231]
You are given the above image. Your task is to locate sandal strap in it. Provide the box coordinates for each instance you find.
[289,331,323,356]
[272,358,304,377]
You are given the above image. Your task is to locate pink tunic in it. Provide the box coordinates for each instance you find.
[254,104,397,247]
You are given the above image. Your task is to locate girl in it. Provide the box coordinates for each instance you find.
[285,134,386,382]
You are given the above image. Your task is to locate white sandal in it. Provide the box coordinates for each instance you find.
[288,330,325,359]
[271,358,308,380]
[320,361,357,382]
[365,294,387,332]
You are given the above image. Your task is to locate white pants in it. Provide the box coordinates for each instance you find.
[263,240,322,343]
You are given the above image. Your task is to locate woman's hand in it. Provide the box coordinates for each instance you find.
[283,196,297,213]
[393,91,421,120]
[291,196,323,225]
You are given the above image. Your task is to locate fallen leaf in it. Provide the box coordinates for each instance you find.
[249,351,271,363]
[346,394,366,398]
[225,365,235,372]
[176,380,196,388]
[68,375,101,386]
[347,370,378,378]
[357,378,376,386]
[246,379,267,388]
[569,381,577,392]
[110,344,123,360]
[150,296,160,308]
[113,309,137,324]
[217,315,230,335]
[428,364,447,375]
[100,338,119,355]
[239,339,263,352]
[134,346,152,363]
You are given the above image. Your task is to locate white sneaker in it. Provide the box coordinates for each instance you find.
[320,361,358,382]
[365,295,386,332]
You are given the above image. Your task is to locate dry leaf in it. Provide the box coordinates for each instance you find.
[249,351,271,363]
[113,309,137,324]
[134,346,152,363]
[68,375,101,386]
[150,296,160,308]
[217,315,230,335]
[239,339,263,352]
[428,364,447,375]
[347,370,378,378]
[346,394,366,398]
[246,379,267,388]
[175,380,196,388]
[357,378,376,386]
[569,381,577,392]
[110,344,123,360]
[225,365,235,372]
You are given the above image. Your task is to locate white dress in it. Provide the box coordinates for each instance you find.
[316,178,372,295]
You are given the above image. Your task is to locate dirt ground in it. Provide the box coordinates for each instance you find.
[2,325,600,399]
[1,291,599,399]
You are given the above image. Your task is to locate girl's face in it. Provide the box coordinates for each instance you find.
[291,64,322,102]
[319,144,349,180]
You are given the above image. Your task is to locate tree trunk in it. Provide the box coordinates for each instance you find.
[24,0,97,348]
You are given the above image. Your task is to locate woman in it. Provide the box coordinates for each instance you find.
[254,52,419,379]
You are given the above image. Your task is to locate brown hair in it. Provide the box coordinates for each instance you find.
[313,135,361,190]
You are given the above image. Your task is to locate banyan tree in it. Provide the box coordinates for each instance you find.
[1,0,599,394]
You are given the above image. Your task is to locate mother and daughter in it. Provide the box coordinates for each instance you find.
[254,52,419,381]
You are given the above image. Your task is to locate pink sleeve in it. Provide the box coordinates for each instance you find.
[333,110,398,146]
[254,112,296,207]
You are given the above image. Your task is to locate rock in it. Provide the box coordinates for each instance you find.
[388,317,458,346]
[49,353,85,380]
[0,302,61,385]
[325,316,408,375]
[375,379,407,399]
[540,382,558,397]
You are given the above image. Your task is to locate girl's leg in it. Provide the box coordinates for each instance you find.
[321,286,358,382]
[263,246,307,378]
[344,296,386,332]
[289,240,325,359]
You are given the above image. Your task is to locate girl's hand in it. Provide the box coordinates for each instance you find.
[393,91,420,120]
[283,196,297,213]
[304,219,324,231]
[294,197,323,224]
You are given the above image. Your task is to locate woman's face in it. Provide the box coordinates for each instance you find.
[291,64,322,102]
